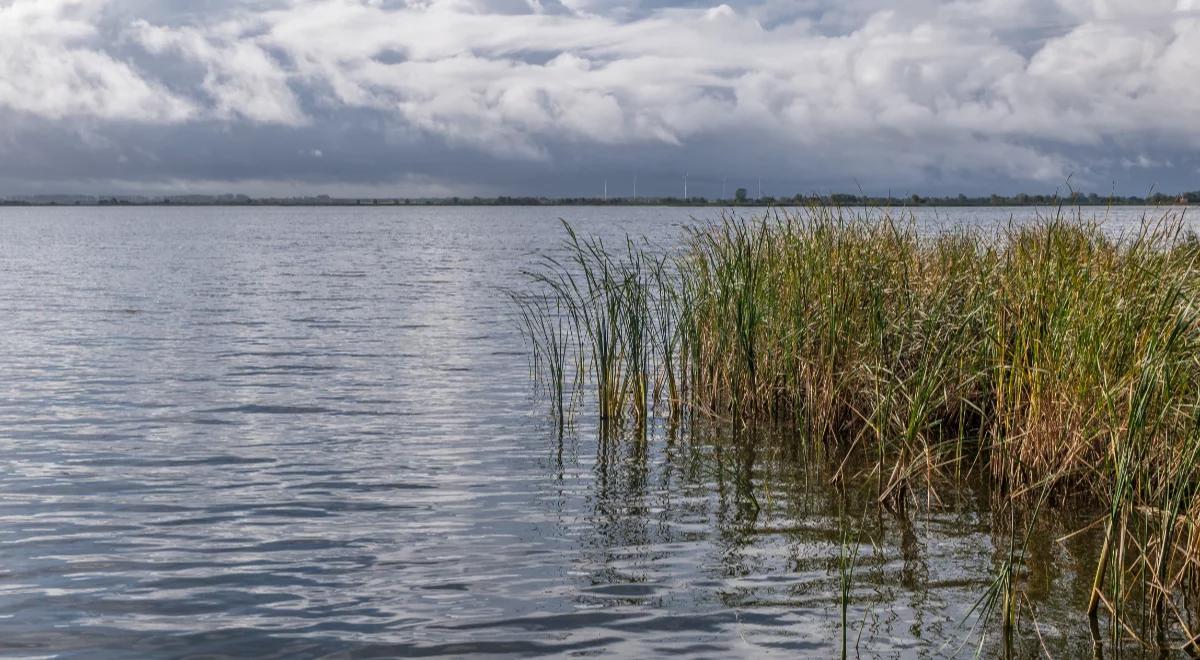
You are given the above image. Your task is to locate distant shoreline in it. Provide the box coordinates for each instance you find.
[1,192,1196,208]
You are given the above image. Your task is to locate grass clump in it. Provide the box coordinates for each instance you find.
[515,204,1200,651]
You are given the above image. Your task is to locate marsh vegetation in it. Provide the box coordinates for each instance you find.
[513,204,1200,654]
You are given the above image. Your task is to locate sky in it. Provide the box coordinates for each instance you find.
[1,0,1198,198]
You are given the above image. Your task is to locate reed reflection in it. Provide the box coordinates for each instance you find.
[551,419,1163,657]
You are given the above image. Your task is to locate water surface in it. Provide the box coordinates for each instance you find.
[0,205,1176,657]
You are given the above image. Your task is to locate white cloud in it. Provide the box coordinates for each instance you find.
[0,0,192,122]
[1123,154,1172,169]
[130,18,306,125]
[2,0,1199,191]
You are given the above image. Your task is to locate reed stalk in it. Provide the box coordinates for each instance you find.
[516,204,1200,649]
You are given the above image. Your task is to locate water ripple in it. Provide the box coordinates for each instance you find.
[0,205,1150,657]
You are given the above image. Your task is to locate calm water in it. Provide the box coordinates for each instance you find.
[0,205,1181,658]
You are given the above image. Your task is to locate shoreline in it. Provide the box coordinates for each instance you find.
[1,195,1195,209]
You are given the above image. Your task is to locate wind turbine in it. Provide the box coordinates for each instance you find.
[633,175,637,200]
[683,172,689,200]
[604,179,608,202]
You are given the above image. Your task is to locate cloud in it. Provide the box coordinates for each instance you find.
[0,0,192,122]
[1,0,1199,195]
[130,17,306,125]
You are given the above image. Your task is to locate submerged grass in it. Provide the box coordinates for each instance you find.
[514,204,1200,651]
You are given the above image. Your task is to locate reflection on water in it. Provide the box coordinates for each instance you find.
[547,420,1109,658]
[0,206,1169,657]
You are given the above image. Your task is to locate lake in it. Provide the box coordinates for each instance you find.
[0,205,1183,657]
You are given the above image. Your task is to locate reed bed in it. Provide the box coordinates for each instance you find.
[512,204,1200,651]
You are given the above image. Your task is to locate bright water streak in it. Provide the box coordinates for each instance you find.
[0,205,1180,657]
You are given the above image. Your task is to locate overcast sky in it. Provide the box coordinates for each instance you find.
[2,0,1198,197]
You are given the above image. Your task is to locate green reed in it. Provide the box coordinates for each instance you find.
[516,204,1200,651]
[836,501,865,660]
[510,288,575,430]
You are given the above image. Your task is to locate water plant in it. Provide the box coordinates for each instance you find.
[836,499,866,660]
[510,289,575,431]
[515,204,1200,651]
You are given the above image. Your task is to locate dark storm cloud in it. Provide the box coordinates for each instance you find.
[1,0,1197,196]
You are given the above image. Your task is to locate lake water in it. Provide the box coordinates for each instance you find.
[0,205,1184,658]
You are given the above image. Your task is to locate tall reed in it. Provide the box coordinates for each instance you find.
[515,205,1200,650]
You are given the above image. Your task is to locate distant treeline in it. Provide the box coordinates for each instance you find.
[2,191,1197,207]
